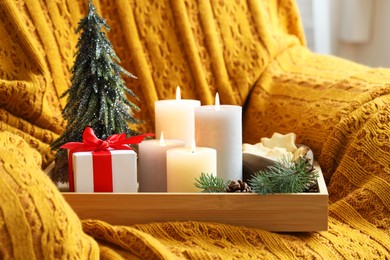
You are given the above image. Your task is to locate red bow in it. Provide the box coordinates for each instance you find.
[61,126,153,152]
[61,127,154,191]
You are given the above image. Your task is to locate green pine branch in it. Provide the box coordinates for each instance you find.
[194,173,228,193]
[249,156,319,195]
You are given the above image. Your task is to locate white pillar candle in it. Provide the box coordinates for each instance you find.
[138,133,185,192]
[166,142,217,192]
[155,87,200,146]
[195,93,242,181]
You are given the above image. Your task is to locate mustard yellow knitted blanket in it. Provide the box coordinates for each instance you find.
[1,131,389,259]
[0,0,389,259]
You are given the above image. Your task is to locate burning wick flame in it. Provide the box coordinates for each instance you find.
[176,86,181,101]
[191,139,196,153]
[215,93,220,111]
[159,132,165,146]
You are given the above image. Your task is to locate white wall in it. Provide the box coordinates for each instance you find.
[297,0,390,68]
[337,0,390,68]
[296,0,333,54]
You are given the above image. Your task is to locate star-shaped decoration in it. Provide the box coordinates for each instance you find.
[260,132,297,152]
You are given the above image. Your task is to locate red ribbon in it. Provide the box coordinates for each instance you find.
[92,150,113,192]
[61,127,153,192]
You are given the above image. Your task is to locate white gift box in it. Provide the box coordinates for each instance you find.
[72,150,137,192]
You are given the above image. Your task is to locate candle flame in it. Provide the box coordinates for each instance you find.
[215,92,220,111]
[159,132,165,146]
[176,86,181,100]
[191,139,196,153]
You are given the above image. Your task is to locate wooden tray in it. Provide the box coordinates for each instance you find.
[62,163,328,232]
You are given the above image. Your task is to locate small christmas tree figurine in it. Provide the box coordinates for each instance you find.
[51,0,140,183]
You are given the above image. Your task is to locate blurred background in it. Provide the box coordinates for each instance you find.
[296,0,390,68]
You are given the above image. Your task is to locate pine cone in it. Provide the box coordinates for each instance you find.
[226,180,252,193]
[304,182,319,193]
[296,156,319,193]
[294,156,314,173]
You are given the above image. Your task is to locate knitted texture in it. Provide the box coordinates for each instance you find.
[0,0,304,167]
[0,0,390,259]
[0,131,99,259]
[1,129,389,259]
[82,219,390,259]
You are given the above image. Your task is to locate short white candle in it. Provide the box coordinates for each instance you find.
[138,133,185,192]
[166,141,217,192]
[155,87,200,146]
[195,93,242,181]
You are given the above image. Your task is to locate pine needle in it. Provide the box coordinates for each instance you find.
[194,173,228,193]
[249,156,319,195]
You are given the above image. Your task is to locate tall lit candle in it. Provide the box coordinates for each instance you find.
[155,87,200,146]
[166,141,217,192]
[195,93,242,181]
[138,133,185,192]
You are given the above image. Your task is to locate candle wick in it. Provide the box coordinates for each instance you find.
[191,139,196,153]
